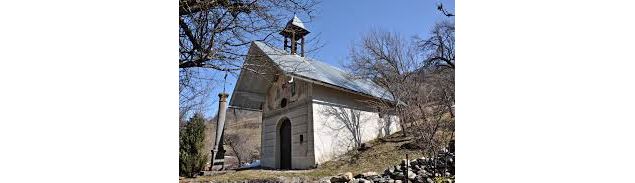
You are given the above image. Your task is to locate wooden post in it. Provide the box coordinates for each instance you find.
[284,37,288,51]
[301,37,305,57]
[405,153,409,183]
[291,31,296,54]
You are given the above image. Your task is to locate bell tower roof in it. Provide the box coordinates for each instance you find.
[288,15,306,30]
[279,15,310,38]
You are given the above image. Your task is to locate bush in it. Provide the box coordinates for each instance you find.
[179,113,208,177]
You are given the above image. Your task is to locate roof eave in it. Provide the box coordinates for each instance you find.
[288,72,398,105]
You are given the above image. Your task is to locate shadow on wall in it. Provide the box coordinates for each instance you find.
[317,105,395,159]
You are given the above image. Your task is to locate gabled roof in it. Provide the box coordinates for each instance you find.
[252,41,395,102]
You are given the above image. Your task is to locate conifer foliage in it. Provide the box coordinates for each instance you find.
[179,113,208,177]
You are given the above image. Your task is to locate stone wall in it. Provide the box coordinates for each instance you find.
[328,142,456,183]
[261,79,315,169]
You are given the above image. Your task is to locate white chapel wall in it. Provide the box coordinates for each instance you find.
[311,85,400,164]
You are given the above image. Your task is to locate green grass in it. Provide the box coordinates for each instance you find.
[184,134,424,182]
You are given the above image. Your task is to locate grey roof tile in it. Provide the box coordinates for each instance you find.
[253,41,395,102]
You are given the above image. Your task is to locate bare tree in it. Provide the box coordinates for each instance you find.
[346,30,424,136]
[418,20,455,70]
[179,68,218,122]
[320,106,367,148]
[406,68,454,155]
[346,22,455,155]
[179,0,320,119]
[224,133,254,166]
[406,19,455,155]
[179,0,319,70]
[436,3,455,17]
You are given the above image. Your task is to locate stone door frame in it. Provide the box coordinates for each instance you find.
[276,117,292,169]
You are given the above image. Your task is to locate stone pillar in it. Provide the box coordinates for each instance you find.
[211,92,229,170]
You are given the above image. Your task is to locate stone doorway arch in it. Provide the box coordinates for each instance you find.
[277,117,292,169]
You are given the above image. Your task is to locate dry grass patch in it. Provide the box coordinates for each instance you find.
[185,134,424,182]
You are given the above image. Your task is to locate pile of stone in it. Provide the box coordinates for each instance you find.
[327,143,455,183]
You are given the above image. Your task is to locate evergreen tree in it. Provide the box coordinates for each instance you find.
[179,113,208,177]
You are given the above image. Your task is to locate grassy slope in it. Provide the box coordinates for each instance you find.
[204,109,262,162]
[186,134,423,182]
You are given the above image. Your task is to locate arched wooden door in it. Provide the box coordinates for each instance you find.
[279,118,292,169]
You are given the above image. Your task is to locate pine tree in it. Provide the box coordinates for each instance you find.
[179,113,208,177]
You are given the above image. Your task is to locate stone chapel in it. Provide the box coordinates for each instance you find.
[229,16,400,169]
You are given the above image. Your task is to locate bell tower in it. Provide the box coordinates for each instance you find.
[280,15,310,57]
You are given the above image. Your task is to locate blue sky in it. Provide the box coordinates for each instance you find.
[203,0,455,118]
[308,0,454,64]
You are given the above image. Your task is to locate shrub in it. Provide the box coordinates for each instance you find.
[179,113,208,177]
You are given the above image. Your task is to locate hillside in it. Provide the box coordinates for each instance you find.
[204,108,262,167]
[184,134,425,182]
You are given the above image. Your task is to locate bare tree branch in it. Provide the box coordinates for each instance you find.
[436,3,455,17]
[179,0,320,119]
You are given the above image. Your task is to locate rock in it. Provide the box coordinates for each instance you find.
[369,176,383,183]
[327,142,455,183]
[407,170,417,180]
[409,160,418,167]
[330,176,346,183]
[401,166,408,171]
[385,167,394,175]
[412,165,421,171]
[344,172,354,180]
[363,171,379,177]
[383,175,392,181]
[426,178,435,183]
[318,177,332,183]
[416,169,427,175]
[367,175,381,182]
[414,175,427,183]
[330,172,353,183]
